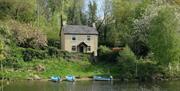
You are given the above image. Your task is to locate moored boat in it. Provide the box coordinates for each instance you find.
[93,75,113,81]
[51,76,61,82]
[66,75,76,81]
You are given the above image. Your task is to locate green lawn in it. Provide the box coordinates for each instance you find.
[2,58,108,79]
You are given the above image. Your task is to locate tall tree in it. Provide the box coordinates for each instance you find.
[0,0,36,22]
[88,1,97,26]
[148,7,180,65]
[67,0,84,25]
[97,0,114,45]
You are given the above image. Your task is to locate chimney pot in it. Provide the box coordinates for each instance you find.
[63,21,67,26]
[92,23,96,28]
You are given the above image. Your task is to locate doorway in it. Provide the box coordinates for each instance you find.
[78,42,88,53]
[79,46,84,53]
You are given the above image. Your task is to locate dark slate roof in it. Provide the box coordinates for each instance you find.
[62,25,98,35]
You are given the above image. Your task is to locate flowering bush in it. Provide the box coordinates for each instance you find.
[8,21,47,49]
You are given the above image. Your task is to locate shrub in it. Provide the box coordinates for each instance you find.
[98,45,112,56]
[47,47,90,61]
[135,59,167,81]
[47,39,60,48]
[22,48,48,62]
[116,58,136,79]
[8,21,47,49]
[118,46,136,62]
[0,26,13,45]
[97,46,138,79]
[0,27,9,36]
[47,47,62,57]
[98,45,120,63]
[0,0,13,20]
[2,57,22,69]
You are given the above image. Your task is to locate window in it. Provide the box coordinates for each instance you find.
[87,35,91,41]
[87,46,91,51]
[72,36,76,40]
[72,46,76,51]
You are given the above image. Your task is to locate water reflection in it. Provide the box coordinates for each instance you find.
[2,80,180,91]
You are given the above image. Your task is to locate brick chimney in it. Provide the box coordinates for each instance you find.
[63,21,67,26]
[92,23,96,28]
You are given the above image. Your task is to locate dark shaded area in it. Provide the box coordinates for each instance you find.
[130,41,149,59]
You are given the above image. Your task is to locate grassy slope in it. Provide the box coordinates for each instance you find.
[3,58,109,79]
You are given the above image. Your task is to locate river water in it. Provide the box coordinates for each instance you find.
[2,80,180,91]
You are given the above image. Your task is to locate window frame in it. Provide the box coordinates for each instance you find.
[87,46,91,51]
[72,46,76,51]
[87,35,91,41]
[72,36,76,40]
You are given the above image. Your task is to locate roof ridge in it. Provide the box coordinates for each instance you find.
[62,25,98,35]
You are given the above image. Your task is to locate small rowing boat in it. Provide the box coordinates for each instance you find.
[93,75,113,81]
[66,75,76,81]
[51,76,61,82]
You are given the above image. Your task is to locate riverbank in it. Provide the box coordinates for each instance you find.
[1,58,108,80]
[1,77,180,84]
[1,57,180,82]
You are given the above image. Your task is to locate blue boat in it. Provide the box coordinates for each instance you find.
[65,75,76,81]
[93,75,113,81]
[51,76,61,82]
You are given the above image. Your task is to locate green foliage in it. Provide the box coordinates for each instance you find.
[118,46,136,62]
[0,0,180,80]
[105,24,122,47]
[0,40,5,60]
[129,36,150,58]
[98,46,115,62]
[134,0,151,19]
[67,0,84,25]
[98,46,136,63]
[148,7,180,65]
[98,45,112,55]
[1,58,105,79]
[88,1,97,26]
[0,25,12,46]
[8,21,47,49]
[115,59,136,79]
[47,47,62,57]
[109,46,137,79]
[0,26,10,60]
[98,46,119,63]
[0,0,36,22]
[22,48,48,62]
[136,60,163,80]
[0,26,9,36]
[47,39,60,48]
[2,57,21,69]
[21,46,90,62]
[0,1,9,19]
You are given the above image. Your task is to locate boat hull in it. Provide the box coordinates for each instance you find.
[93,76,113,81]
[51,76,61,82]
[66,75,76,81]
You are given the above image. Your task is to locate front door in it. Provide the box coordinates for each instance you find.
[78,42,88,53]
[79,46,84,53]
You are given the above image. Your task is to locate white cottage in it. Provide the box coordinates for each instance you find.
[61,25,98,56]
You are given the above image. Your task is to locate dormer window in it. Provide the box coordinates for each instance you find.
[87,35,91,41]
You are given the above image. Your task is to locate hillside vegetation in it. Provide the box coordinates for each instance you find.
[0,0,180,81]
